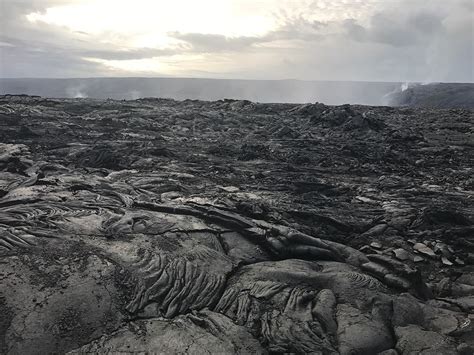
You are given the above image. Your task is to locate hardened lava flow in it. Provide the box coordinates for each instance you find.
[1,95,473,354]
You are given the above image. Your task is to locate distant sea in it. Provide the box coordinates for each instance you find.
[0,77,405,105]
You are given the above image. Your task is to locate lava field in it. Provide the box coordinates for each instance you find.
[0,95,473,354]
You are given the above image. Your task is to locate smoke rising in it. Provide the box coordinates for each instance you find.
[0,77,407,105]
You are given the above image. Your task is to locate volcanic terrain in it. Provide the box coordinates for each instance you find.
[0,95,473,354]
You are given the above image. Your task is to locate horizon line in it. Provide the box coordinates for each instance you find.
[1,77,472,85]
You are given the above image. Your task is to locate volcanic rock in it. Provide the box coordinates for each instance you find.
[0,95,473,354]
[393,248,410,261]
[414,243,437,258]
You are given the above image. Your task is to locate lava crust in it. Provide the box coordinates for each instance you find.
[0,95,473,354]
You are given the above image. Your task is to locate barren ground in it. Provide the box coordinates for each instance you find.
[0,95,473,354]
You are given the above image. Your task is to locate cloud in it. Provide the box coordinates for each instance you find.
[82,47,183,60]
[461,0,474,12]
[0,36,109,78]
[169,32,263,52]
[168,15,328,53]
[343,10,445,47]
[336,0,473,81]
[0,0,110,77]
[0,0,472,82]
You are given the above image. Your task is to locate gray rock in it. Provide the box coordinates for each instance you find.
[393,248,410,261]
[337,301,394,355]
[68,310,265,354]
[442,256,454,266]
[364,224,388,237]
[414,243,436,257]
[455,257,466,266]
[395,325,458,354]
[371,241,383,249]
[377,350,399,355]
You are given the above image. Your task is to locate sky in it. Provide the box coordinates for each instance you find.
[0,0,473,82]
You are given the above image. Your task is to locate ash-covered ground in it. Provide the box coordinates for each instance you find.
[1,95,473,354]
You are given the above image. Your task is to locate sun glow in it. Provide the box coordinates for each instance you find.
[24,0,374,75]
[26,0,275,40]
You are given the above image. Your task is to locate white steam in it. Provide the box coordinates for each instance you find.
[66,84,88,98]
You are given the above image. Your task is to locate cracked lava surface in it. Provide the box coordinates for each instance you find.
[0,95,473,354]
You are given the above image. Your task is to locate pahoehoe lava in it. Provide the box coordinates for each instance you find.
[0,95,473,354]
